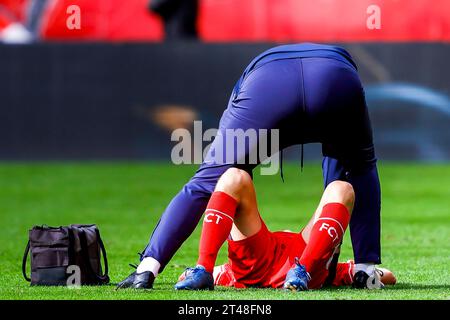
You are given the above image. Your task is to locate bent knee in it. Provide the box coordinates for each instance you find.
[215,168,252,197]
[324,181,355,213]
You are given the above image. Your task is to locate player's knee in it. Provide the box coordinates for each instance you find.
[325,181,355,214]
[215,168,252,198]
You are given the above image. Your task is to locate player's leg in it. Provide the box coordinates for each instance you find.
[301,180,354,241]
[284,180,354,291]
[322,156,382,288]
[175,167,262,290]
[197,167,261,271]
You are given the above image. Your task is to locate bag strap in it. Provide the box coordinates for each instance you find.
[79,230,109,283]
[97,231,109,277]
[22,240,31,282]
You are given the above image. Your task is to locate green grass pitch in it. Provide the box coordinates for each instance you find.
[0,162,449,300]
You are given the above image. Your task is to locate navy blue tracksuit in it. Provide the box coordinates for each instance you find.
[143,43,381,270]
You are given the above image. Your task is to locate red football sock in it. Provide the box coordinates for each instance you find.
[299,203,350,274]
[197,191,238,273]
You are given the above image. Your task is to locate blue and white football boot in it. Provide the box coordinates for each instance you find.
[283,258,311,291]
[174,265,214,290]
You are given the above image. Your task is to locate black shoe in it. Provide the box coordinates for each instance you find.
[116,271,137,290]
[353,270,384,289]
[132,271,155,289]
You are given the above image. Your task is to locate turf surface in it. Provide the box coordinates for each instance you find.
[0,162,449,300]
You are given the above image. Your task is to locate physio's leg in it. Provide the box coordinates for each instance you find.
[141,59,303,274]
[347,163,381,264]
[197,168,261,272]
[141,164,231,274]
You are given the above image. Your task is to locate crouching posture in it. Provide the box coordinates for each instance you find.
[176,168,395,291]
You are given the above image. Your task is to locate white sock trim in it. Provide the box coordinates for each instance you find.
[354,262,376,275]
[137,257,161,276]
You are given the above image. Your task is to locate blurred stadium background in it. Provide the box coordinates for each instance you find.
[0,0,449,161]
[0,0,449,300]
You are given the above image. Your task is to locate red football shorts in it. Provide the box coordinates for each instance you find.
[220,220,353,289]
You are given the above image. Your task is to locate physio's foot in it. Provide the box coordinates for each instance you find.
[132,271,155,289]
[353,270,384,289]
[283,258,311,291]
[352,269,384,289]
[349,261,395,289]
[116,271,136,289]
[116,258,156,290]
[174,265,214,290]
